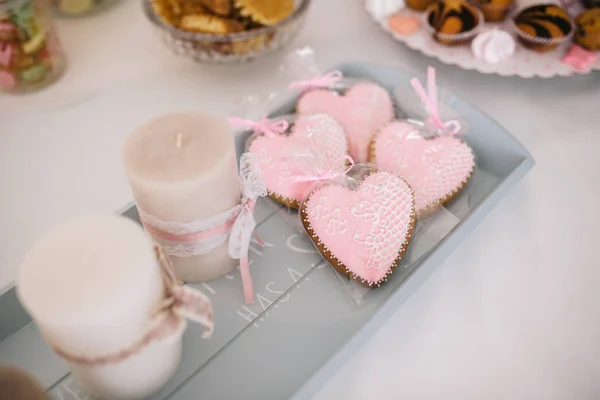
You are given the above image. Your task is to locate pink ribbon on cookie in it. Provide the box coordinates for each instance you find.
[228,117,289,138]
[49,244,214,366]
[288,155,355,183]
[288,70,344,91]
[410,67,461,135]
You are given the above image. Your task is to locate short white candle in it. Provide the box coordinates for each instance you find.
[123,113,241,282]
[17,216,182,400]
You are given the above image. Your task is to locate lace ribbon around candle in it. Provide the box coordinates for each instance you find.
[140,153,267,304]
[48,244,214,366]
[139,205,242,259]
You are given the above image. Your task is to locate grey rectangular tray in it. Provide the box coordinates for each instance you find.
[0,63,534,400]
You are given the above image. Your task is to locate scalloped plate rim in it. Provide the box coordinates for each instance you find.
[366,3,600,78]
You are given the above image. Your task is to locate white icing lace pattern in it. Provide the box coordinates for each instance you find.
[352,173,413,271]
[285,114,349,181]
[307,114,348,172]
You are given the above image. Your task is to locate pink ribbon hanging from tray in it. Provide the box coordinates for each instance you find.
[227,153,267,304]
[410,67,461,135]
[288,70,344,91]
[140,154,267,305]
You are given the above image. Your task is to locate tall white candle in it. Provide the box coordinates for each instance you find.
[17,216,182,400]
[122,113,241,283]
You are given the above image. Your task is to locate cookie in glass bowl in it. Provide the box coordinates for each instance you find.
[145,0,311,63]
[201,0,234,16]
[236,0,295,25]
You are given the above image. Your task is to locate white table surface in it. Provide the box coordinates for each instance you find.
[1,0,600,398]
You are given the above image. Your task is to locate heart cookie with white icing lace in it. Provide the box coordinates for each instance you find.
[248,114,348,209]
[301,171,415,287]
[370,120,475,216]
[296,82,395,163]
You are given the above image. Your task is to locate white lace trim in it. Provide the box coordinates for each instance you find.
[228,153,267,259]
[138,206,242,236]
[151,233,231,258]
[139,153,267,259]
[139,208,238,258]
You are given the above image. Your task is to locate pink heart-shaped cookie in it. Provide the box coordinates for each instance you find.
[248,114,348,208]
[296,82,394,163]
[370,121,475,215]
[301,172,415,287]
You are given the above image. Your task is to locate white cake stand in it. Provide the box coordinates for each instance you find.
[365,1,600,78]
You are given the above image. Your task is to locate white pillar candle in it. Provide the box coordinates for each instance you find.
[17,216,182,400]
[122,113,241,283]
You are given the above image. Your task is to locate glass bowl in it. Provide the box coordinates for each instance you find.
[0,0,67,94]
[143,0,312,63]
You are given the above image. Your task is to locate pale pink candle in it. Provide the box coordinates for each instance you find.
[122,113,241,282]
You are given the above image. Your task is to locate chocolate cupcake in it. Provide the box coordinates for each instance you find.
[514,4,573,52]
[575,8,600,50]
[426,0,483,45]
[471,0,515,21]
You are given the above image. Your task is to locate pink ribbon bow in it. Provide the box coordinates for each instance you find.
[141,154,267,305]
[410,67,461,135]
[288,70,344,91]
[228,117,289,139]
[49,244,214,366]
[288,155,355,183]
[152,244,215,340]
[228,153,267,304]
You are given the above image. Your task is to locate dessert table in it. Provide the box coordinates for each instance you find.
[1,0,600,399]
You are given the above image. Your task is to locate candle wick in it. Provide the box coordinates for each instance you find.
[176,133,183,149]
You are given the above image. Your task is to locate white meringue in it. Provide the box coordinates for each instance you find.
[366,0,405,20]
[471,29,516,64]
